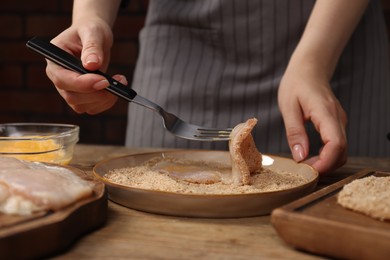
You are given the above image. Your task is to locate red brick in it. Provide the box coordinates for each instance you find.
[121,0,149,14]
[382,0,390,10]
[101,99,129,116]
[0,66,23,88]
[63,103,82,116]
[104,118,127,144]
[0,41,42,63]
[0,91,64,114]
[110,41,138,65]
[113,16,145,39]
[59,0,73,13]
[26,65,54,90]
[106,64,135,79]
[72,117,105,143]
[0,115,28,124]
[59,103,127,144]
[0,1,59,12]
[25,15,71,38]
[58,0,149,15]
[0,15,23,39]
[18,115,72,125]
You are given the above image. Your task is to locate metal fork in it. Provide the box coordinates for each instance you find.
[105,81,232,141]
[26,36,231,141]
[102,77,232,141]
[131,95,232,141]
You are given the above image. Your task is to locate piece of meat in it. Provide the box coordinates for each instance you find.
[0,156,30,170]
[0,156,93,215]
[229,118,262,185]
[0,183,9,203]
[0,182,44,215]
[152,159,223,184]
[337,176,390,221]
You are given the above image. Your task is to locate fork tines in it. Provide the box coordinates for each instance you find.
[195,128,232,139]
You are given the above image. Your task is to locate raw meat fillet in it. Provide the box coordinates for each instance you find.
[0,156,93,215]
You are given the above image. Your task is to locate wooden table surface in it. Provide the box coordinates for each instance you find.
[53,144,390,260]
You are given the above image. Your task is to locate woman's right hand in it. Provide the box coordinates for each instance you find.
[45,17,127,114]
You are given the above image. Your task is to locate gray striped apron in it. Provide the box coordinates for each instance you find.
[126,0,390,157]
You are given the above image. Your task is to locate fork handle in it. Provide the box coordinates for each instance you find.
[26,36,137,102]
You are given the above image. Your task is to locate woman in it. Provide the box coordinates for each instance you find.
[45,0,390,174]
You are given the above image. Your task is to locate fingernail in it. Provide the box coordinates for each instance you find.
[292,144,305,162]
[93,79,109,90]
[118,75,128,85]
[86,54,99,64]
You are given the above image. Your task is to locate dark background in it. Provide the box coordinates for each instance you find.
[0,0,389,146]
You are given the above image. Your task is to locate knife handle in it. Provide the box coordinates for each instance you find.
[26,36,137,102]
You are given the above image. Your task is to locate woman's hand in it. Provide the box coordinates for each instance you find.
[278,65,347,174]
[278,0,368,174]
[45,0,126,114]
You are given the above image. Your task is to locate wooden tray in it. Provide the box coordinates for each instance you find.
[271,169,390,260]
[0,165,107,259]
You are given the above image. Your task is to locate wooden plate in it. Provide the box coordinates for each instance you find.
[0,164,107,259]
[93,150,318,218]
[271,169,390,260]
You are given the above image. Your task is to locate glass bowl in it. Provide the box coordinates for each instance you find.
[0,123,79,164]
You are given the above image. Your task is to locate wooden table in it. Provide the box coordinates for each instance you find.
[53,144,390,259]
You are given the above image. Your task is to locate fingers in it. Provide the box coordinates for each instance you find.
[43,23,119,116]
[46,62,107,93]
[278,70,348,174]
[282,104,347,174]
[63,74,127,114]
[282,102,310,163]
[307,102,347,174]
[80,37,103,71]
[306,142,347,174]
[47,60,128,114]
[112,74,128,86]
[278,82,310,163]
[83,74,127,114]
[79,25,111,71]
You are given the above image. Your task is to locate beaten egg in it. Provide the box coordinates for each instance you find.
[0,137,67,164]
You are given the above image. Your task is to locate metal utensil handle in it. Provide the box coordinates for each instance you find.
[26,36,137,102]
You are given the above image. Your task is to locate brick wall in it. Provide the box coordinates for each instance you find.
[0,0,147,145]
[0,1,389,146]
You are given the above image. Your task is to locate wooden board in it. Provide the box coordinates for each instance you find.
[0,165,107,259]
[271,169,390,260]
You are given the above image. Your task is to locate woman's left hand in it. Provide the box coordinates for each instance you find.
[278,65,348,174]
